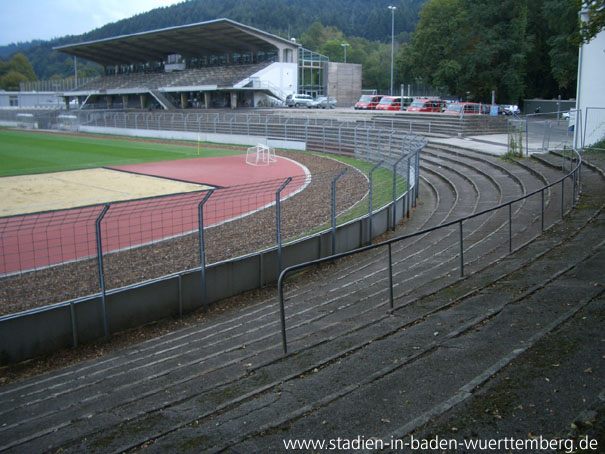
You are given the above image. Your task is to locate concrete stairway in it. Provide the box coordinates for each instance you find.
[0,148,602,454]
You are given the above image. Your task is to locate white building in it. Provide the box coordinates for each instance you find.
[0,91,63,109]
[575,8,605,147]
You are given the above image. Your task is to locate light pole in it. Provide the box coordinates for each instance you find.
[388,5,396,96]
[341,43,349,63]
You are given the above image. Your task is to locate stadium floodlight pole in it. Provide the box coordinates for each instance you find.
[388,5,396,96]
[341,43,349,63]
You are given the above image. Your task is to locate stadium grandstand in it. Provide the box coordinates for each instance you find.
[53,18,356,110]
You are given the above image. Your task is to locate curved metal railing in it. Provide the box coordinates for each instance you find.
[277,149,583,354]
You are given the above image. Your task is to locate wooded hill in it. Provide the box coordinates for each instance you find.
[0,0,425,81]
[0,0,589,103]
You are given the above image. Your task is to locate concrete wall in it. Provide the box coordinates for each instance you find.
[327,62,362,107]
[248,62,298,98]
[522,99,577,116]
[79,125,307,150]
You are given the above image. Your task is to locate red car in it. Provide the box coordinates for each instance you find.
[375,96,402,111]
[355,95,383,110]
[406,98,447,112]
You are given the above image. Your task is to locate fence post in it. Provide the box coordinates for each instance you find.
[508,203,513,254]
[278,271,288,355]
[331,168,348,255]
[392,154,406,230]
[276,177,292,276]
[541,189,545,232]
[561,179,565,219]
[198,190,214,312]
[95,204,111,342]
[369,161,384,244]
[305,120,309,144]
[414,145,422,207]
[323,126,326,153]
[406,155,412,218]
[69,302,78,348]
[388,243,394,310]
[459,220,464,278]
[572,166,577,207]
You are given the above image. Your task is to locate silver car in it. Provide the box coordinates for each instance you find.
[308,96,337,109]
[286,94,314,107]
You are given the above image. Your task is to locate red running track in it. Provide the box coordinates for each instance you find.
[0,155,309,275]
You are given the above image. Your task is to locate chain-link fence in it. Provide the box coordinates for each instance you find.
[508,110,583,155]
[0,129,422,317]
[584,107,605,151]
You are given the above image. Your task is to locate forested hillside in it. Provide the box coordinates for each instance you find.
[0,0,593,103]
[0,0,425,82]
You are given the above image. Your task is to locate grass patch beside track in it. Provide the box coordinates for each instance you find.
[306,152,408,231]
[0,129,244,177]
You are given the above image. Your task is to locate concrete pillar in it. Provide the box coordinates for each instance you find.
[230,92,238,109]
[204,92,210,109]
[64,96,70,110]
[181,93,188,109]
[140,94,147,109]
[122,95,128,109]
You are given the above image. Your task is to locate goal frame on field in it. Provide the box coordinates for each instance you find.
[246,144,277,166]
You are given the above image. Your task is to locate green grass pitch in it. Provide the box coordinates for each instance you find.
[0,129,244,177]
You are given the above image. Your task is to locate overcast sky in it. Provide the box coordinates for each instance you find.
[0,0,183,46]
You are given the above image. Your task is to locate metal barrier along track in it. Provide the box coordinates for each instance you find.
[77,110,424,162]
[0,114,425,361]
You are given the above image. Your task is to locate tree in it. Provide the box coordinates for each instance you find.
[542,0,581,97]
[464,0,530,103]
[0,70,29,91]
[396,0,470,95]
[299,22,327,51]
[0,53,37,90]
[6,53,37,81]
[577,0,605,44]
[524,0,559,98]
[320,40,349,62]
[397,0,532,103]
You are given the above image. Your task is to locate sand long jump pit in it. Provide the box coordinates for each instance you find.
[0,168,211,217]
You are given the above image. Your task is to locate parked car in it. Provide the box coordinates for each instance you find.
[375,96,402,111]
[444,102,489,115]
[308,96,337,109]
[355,94,383,110]
[406,98,447,113]
[401,96,414,110]
[499,104,521,115]
[286,93,313,107]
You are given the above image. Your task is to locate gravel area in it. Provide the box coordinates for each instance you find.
[0,150,368,316]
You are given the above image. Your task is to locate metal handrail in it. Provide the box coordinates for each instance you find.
[277,149,583,355]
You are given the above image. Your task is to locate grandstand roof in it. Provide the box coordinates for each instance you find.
[54,18,299,66]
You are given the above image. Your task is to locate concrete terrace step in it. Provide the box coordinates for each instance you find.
[0,148,601,454]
